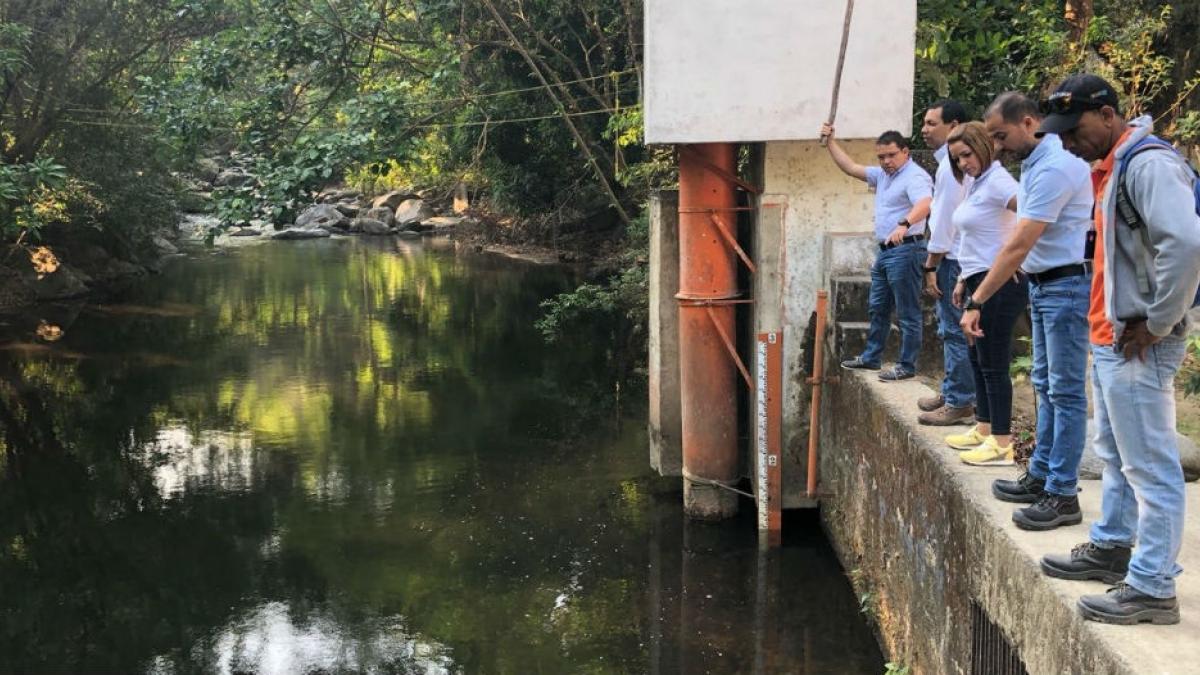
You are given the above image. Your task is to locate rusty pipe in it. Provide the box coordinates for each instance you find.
[806,290,829,499]
[677,143,739,519]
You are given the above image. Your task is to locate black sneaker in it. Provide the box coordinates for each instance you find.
[840,356,881,371]
[1078,582,1180,626]
[992,472,1046,504]
[878,366,914,381]
[1041,542,1131,584]
[1012,492,1082,531]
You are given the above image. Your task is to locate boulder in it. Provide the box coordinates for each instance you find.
[372,190,420,210]
[317,187,361,203]
[1080,419,1200,482]
[295,203,348,230]
[272,227,331,240]
[230,228,261,237]
[194,157,222,184]
[213,169,255,188]
[420,216,464,232]
[30,264,90,300]
[365,206,395,227]
[353,217,391,235]
[150,234,178,256]
[395,199,435,227]
[334,202,360,218]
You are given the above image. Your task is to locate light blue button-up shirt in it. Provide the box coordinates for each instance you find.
[1016,134,1093,273]
[865,159,933,242]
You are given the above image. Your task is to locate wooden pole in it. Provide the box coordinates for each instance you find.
[820,0,856,147]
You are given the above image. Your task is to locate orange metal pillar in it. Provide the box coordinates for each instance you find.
[677,143,739,519]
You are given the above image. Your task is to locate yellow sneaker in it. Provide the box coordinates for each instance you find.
[945,424,986,450]
[959,437,1015,467]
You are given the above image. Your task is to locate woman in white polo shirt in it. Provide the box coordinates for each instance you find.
[942,121,1028,466]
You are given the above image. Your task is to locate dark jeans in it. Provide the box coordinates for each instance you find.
[962,271,1028,436]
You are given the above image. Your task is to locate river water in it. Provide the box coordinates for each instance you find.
[0,237,883,674]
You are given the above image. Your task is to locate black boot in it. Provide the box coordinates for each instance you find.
[1078,583,1179,626]
[1041,542,1131,584]
[1012,492,1082,531]
[992,472,1045,504]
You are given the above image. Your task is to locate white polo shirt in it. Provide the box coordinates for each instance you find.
[928,144,969,259]
[953,161,1020,278]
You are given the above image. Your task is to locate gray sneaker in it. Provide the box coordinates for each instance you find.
[1078,582,1179,626]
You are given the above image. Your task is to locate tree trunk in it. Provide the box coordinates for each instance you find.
[1064,0,1093,49]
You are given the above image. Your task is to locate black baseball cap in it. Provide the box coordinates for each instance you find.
[1035,74,1121,137]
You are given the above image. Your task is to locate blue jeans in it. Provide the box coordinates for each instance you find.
[936,258,975,408]
[1088,340,1188,598]
[1027,274,1090,496]
[860,241,925,373]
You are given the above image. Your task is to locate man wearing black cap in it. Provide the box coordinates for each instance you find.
[1036,74,1200,626]
[965,92,1093,530]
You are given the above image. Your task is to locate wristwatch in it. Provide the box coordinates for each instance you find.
[897,218,911,229]
[962,295,984,311]
[923,266,937,273]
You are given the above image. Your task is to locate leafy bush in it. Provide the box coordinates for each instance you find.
[1184,336,1200,398]
[535,213,649,377]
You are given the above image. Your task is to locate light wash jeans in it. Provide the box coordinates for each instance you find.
[1027,274,1091,496]
[860,241,926,374]
[1088,339,1188,598]
[936,258,975,408]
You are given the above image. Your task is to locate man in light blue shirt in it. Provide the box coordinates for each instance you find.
[917,99,975,425]
[821,124,933,381]
[963,92,1093,531]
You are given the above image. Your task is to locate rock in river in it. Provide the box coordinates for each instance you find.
[353,217,392,235]
[395,199,435,227]
[295,203,348,230]
[272,227,331,240]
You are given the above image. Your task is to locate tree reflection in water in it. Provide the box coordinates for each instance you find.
[0,237,882,673]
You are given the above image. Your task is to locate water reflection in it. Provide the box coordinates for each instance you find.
[0,237,881,673]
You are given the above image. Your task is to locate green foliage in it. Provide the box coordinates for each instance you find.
[884,662,912,675]
[1183,336,1200,399]
[0,159,69,239]
[915,0,1067,127]
[1010,336,1034,381]
[1173,111,1200,147]
[535,213,649,379]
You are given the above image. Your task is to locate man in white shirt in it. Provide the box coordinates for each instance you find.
[916,100,975,425]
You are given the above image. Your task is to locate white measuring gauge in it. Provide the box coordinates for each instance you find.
[755,331,781,536]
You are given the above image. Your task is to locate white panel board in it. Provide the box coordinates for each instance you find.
[644,0,916,143]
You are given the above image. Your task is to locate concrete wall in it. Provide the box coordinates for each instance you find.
[820,372,1139,675]
[649,191,682,477]
[757,139,880,506]
[644,0,916,143]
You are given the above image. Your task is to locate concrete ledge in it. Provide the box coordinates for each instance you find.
[820,370,1200,674]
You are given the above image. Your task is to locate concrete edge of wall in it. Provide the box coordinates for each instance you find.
[818,371,1137,675]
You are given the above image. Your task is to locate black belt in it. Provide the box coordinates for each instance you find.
[1026,262,1092,285]
[879,233,926,251]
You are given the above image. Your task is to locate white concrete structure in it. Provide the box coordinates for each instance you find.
[644,0,920,507]
[645,0,917,143]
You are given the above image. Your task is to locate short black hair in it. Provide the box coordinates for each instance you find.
[985,91,1040,124]
[875,130,910,149]
[928,99,969,124]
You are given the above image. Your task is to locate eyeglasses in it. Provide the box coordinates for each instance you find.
[1039,90,1109,115]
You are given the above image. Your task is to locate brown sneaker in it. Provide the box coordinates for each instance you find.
[918,404,974,426]
[918,394,945,412]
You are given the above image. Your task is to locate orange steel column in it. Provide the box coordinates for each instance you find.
[677,143,739,519]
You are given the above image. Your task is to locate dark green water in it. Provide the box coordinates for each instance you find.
[0,237,883,674]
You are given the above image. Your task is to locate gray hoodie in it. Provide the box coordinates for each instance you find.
[1096,115,1200,340]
